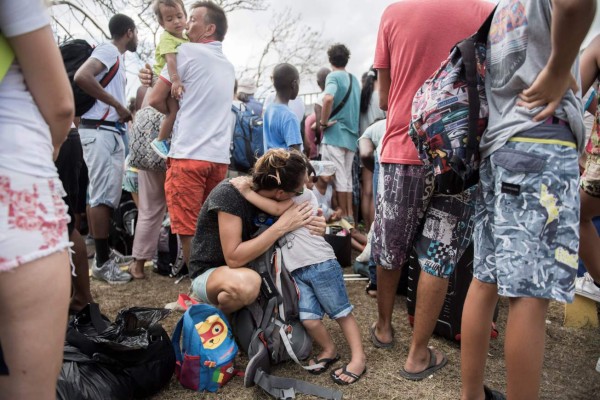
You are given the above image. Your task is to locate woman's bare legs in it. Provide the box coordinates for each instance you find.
[0,251,70,400]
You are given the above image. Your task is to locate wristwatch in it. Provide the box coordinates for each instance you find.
[319,121,328,128]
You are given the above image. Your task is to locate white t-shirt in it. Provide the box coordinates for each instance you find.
[161,42,235,163]
[81,43,126,125]
[315,92,324,107]
[278,190,336,272]
[0,0,56,178]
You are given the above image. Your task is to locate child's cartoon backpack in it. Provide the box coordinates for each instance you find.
[171,304,242,392]
[408,8,495,195]
[230,103,264,173]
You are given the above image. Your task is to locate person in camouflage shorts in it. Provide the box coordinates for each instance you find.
[460,1,595,400]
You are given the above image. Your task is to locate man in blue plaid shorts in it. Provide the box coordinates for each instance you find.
[460,1,596,399]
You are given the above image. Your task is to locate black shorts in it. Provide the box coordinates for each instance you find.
[55,128,86,235]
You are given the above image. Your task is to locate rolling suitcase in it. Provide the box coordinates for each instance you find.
[406,244,498,342]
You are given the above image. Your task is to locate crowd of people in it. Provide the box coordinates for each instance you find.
[1,0,600,399]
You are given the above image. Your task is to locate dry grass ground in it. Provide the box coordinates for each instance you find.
[90,265,600,400]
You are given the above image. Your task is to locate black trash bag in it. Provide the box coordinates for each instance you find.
[57,304,175,400]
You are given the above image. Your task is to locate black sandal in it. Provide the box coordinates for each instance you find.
[307,354,340,375]
[330,364,367,385]
[365,282,377,297]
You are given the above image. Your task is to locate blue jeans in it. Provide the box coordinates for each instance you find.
[292,259,353,320]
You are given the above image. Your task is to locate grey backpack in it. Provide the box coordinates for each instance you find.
[231,245,342,399]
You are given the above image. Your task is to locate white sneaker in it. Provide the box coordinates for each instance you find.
[356,241,371,263]
[92,259,132,284]
[110,249,134,267]
[575,273,600,302]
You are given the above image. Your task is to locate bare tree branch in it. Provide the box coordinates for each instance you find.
[48,0,326,96]
[50,0,111,40]
[214,0,267,13]
[243,7,329,93]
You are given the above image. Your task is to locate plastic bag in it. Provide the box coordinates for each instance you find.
[57,304,175,400]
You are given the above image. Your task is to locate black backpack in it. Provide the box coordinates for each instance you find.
[109,191,137,256]
[60,39,120,116]
[153,220,187,278]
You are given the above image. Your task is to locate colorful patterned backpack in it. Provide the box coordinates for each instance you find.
[409,9,495,194]
[171,304,242,392]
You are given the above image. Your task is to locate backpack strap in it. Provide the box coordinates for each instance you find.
[261,296,277,331]
[87,302,110,332]
[97,57,121,123]
[475,7,497,43]
[456,39,479,164]
[254,368,343,400]
[171,314,185,365]
[99,57,120,88]
[456,7,496,164]
[65,303,110,357]
[177,293,199,311]
[273,249,286,318]
[329,73,353,119]
[274,321,323,372]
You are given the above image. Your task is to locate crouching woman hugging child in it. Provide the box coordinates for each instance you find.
[231,149,367,386]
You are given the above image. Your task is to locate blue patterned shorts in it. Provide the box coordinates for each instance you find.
[474,135,580,303]
[372,163,476,278]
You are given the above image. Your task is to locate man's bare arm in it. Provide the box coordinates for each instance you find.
[518,0,596,121]
[74,58,131,121]
[377,68,391,112]
[320,94,334,126]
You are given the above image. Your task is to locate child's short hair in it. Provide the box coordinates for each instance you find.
[153,0,187,24]
[272,63,299,93]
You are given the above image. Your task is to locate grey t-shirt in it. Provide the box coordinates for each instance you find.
[278,190,336,272]
[188,181,259,279]
[480,0,584,158]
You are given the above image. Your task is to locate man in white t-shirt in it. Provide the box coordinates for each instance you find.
[148,1,235,265]
[74,13,138,284]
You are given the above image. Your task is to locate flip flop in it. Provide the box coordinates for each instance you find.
[370,324,394,349]
[398,347,448,381]
[365,282,377,298]
[330,364,367,386]
[484,385,506,400]
[307,354,340,375]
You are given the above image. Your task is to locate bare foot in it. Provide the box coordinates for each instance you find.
[128,260,146,279]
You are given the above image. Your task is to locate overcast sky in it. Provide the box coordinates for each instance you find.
[224,0,600,95]
[223,0,396,94]
[119,0,600,99]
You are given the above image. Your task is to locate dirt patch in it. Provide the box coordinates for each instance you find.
[90,266,600,400]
